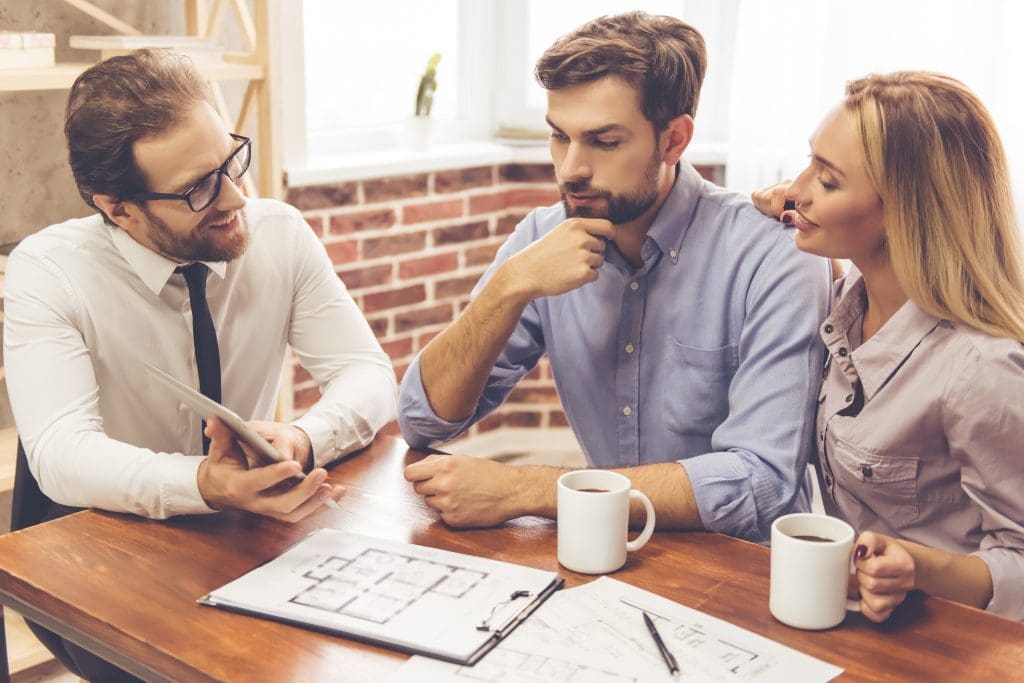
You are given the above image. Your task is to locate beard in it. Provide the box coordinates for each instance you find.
[140,205,249,263]
[560,152,662,225]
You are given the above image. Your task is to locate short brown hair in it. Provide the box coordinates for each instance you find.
[64,49,214,223]
[535,12,707,130]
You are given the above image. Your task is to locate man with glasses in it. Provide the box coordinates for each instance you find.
[3,49,396,682]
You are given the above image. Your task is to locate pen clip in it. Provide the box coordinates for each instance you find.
[476,589,532,632]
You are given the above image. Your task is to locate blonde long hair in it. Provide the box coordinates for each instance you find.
[845,71,1024,340]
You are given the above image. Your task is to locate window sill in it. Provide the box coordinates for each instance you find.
[285,140,728,187]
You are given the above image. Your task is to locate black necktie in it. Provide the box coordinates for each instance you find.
[178,263,221,454]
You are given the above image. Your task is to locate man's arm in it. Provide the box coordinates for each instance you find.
[404,454,700,529]
[285,207,398,468]
[399,214,615,447]
[4,249,327,520]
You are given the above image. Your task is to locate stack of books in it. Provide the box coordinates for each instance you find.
[0,32,56,69]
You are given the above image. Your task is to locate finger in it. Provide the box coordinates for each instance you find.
[585,252,605,269]
[582,235,607,253]
[404,456,442,482]
[769,180,793,215]
[274,484,334,523]
[854,531,886,563]
[860,590,904,620]
[205,417,247,465]
[780,210,797,226]
[422,494,447,513]
[235,460,307,500]
[412,479,442,497]
[254,468,328,515]
[859,598,895,624]
[847,572,861,600]
[857,571,914,594]
[580,218,615,239]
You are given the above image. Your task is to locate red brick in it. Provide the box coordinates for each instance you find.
[465,242,501,267]
[367,315,390,338]
[325,239,358,265]
[363,231,426,259]
[302,214,325,236]
[434,274,480,300]
[394,362,410,382]
[402,199,464,224]
[478,413,504,432]
[399,252,458,279]
[433,220,489,245]
[504,411,542,428]
[381,337,414,359]
[509,386,561,404]
[293,385,321,410]
[293,364,313,385]
[395,304,453,334]
[499,163,556,184]
[328,208,396,234]
[434,166,493,193]
[506,188,560,208]
[415,329,442,350]
[338,264,392,290]
[363,174,429,202]
[286,182,358,211]
[549,410,569,427]
[468,191,509,215]
[495,214,523,235]
[363,284,426,312]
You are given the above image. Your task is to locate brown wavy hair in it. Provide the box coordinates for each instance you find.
[64,49,214,225]
[534,11,706,130]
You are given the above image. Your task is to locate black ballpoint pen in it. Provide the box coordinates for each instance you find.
[643,611,679,675]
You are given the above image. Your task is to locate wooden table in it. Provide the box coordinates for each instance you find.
[0,436,1021,682]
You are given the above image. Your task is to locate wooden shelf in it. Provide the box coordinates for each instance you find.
[0,60,264,92]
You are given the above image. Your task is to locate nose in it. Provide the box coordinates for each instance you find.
[786,165,814,208]
[557,143,593,185]
[214,173,247,212]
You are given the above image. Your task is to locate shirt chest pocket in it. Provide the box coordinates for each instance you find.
[830,438,920,530]
[661,338,737,437]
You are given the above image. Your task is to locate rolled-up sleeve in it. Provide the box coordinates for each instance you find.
[944,348,1024,620]
[679,231,830,542]
[398,218,546,449]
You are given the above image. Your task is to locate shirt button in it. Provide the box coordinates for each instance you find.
[630,281,639,291]
[837,347,848,357]
[669,249,678,259]
[625,343,634,354]
[845,394,853,403]
[823,324,834,334]
[861,466,873,478]
[622,406,632,416]
[824,474,833,487]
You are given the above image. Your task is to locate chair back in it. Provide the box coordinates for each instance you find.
[11,439,55,532]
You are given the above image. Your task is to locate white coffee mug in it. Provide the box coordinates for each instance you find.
[557,470,656,574]
[769,513,861,630]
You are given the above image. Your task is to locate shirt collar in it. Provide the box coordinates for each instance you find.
[644,160,704,265]
[109,225,228,295]
[822,267,944,400]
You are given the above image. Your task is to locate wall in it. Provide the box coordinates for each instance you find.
[285,161,723,443]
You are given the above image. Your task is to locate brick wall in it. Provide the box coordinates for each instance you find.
[284,161,722,443]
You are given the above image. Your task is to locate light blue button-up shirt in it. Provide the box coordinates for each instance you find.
[399,162,830,541]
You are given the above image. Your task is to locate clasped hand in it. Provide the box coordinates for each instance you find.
[197,417,344,522]
[850,531,916,622]
[503,217,615,300]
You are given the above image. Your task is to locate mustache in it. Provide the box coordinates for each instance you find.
[559,180,611,198]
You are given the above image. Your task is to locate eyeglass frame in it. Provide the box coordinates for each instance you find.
[130,133,252,213]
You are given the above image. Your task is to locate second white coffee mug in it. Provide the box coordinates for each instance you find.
[769,513,861,630]
[557,470,655,574]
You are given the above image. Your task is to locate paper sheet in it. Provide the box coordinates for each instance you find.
[389,576,842,682]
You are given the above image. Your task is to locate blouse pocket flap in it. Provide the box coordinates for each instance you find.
[832,440,918,484]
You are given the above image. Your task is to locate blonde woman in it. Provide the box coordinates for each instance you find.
[752,71,1024,623]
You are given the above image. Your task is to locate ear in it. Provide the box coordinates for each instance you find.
[93,194,142,232]
[659,114,694,165]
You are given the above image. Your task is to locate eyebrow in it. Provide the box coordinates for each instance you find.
[811,152,847,178]
[545,117,629,137]
[171,141,236,193]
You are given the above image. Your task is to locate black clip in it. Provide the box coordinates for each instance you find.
[476,590,532,631]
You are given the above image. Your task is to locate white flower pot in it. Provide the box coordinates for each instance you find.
[403,116,433,152]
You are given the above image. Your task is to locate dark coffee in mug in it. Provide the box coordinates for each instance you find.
[791,535,835,543]
[577,488,610,493]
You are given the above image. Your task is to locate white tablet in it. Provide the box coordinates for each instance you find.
[144,361,290,469]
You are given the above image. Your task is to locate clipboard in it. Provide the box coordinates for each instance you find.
[199,530,564,665]
[144,360,287,468]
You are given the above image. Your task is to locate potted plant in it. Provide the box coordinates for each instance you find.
[404,52,441,151]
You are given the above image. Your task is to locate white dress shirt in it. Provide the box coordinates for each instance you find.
[3,198,397,519]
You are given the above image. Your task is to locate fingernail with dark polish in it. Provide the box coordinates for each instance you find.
[781,212,794,226]
[855,544,868,559]
[784,199,796,211]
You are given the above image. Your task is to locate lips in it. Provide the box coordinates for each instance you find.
[792,210,820,231]
[568,193,603,206]
[206,214,237,231]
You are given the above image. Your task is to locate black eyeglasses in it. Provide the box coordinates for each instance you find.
[133,133,252,212]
